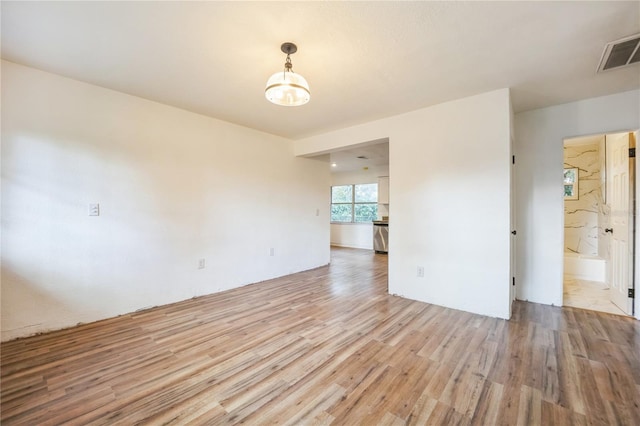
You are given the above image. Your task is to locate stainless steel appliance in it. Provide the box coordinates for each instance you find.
[373,221,389,254]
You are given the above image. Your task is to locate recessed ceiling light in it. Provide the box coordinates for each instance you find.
[331,163,337,167]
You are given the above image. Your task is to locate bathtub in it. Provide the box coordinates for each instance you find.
[564,252,606,282]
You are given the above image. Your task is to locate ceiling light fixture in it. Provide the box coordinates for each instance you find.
[265,42,310,106]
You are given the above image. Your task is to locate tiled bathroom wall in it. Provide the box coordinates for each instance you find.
[564,142,602,255]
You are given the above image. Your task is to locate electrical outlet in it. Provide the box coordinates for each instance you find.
[269,248,275,256]
[88,203,100,216]
[198,258,205,269]
[417,266,424,278]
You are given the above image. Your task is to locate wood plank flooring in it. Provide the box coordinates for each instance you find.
[2,247,639,425]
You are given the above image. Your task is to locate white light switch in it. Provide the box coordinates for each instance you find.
[89,203,100,216]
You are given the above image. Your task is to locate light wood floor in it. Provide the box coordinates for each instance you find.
[2,247,639,425]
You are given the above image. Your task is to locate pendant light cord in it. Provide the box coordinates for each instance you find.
[284,54,293,76]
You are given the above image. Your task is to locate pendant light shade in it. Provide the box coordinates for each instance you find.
[265,42,310,106]
[265,71,310,106]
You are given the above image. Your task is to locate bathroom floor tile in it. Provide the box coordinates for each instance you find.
[563,276,628,316]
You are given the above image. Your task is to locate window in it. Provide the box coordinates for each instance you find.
[331,183,378,222]
[564,168,579,200]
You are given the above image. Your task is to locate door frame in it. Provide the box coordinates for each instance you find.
[560,130,638,317]
[510,136,517,314]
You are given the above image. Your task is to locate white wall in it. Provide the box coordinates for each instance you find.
[330,165,388,249]
[330,224,373,250]
[298,89,512,319]
[1,61,330,340]
[331,165,389,187]
[514,90,640,318]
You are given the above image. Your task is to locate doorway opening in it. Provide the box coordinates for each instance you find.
[329,139,390,292]
[562,131,637,316]
[325,139,389,251]
[306,138,391,292]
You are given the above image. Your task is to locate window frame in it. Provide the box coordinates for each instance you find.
[331,183,378,223]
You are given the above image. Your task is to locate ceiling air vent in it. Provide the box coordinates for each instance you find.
[597,33,640,72]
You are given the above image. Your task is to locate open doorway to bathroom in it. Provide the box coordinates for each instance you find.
[563,131,637,316]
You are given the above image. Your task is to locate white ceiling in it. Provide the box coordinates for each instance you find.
[2,1,639,140]
[329,140,389,173]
